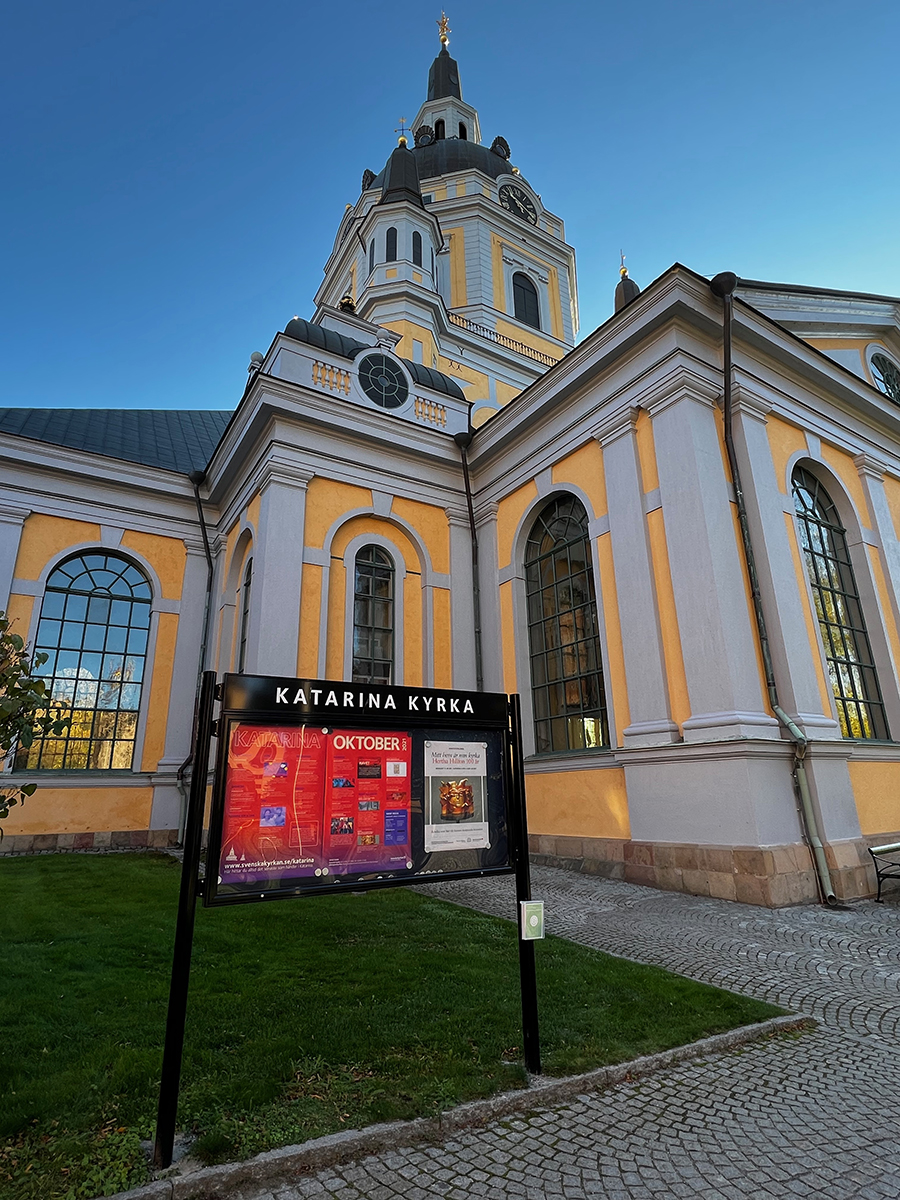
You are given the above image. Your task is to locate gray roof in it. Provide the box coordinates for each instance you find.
[0,408,232,474]
[373,138,528,188]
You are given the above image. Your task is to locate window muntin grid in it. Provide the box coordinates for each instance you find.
[513,272,540,330]
[525,497,609,754]
[238,557,252,672]
[792,467,889,740]
[15,553,153,771]
[352,546,394,685]
[871,353,900,404]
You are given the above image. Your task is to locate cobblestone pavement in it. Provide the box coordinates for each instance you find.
[253,869,900,1200]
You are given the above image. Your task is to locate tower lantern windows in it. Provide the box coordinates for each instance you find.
[369,238,375,275]
[513,272,541,330]
[434,119,445,140]
[386,227,398,262]
[459,122,467,140]
[412,231,423,267]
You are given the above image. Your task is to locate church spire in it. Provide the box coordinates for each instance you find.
[428,12,462,100]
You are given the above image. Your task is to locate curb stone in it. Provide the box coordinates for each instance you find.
[107,1013,813,1200]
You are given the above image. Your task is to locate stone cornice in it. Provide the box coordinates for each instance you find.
[854,451,888,481]
[593,406,639,447]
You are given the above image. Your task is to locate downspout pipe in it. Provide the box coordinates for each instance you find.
[454,431,485,692]
[175,470,215,843]
[709,272,837,905]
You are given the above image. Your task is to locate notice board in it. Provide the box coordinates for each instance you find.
[204,675,515,905]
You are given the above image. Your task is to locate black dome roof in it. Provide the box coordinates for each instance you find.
[372,139,528,190]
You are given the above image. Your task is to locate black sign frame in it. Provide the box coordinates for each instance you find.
[204,674,516,906]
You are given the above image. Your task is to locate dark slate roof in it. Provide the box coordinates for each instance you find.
[283,316,368,359]
[379,145,424,208]
[404,360,466,401]
[372,138,529,188]
[0,408,232,474]
[427,47,462,100]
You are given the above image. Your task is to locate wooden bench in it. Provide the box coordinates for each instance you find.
[868,843,900,902]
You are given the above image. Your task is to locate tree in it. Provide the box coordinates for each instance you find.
[0,612,70,828]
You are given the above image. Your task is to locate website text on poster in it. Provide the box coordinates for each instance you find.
[219,723,412,887]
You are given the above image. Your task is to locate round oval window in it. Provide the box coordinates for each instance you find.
[358,353,409,409]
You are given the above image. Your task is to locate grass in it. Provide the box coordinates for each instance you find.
[1,853,782,1199]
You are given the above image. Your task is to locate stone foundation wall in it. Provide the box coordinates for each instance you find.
[529,833,880,906]
[0,829,179,854]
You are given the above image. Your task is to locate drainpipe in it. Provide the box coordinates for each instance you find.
[175,470,215,843]
[454,431,484,692]
[709,272,837,905]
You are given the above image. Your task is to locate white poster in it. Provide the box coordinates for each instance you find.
[424,740,489,853]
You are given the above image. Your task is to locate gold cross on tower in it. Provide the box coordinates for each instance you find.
[437,11,451,46]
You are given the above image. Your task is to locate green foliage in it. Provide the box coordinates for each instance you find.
[0,854,784,1199]
[0,613,69,827]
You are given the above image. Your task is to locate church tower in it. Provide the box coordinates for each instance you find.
[314,17,579,427]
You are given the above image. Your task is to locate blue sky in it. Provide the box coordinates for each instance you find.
[4,0,899,412]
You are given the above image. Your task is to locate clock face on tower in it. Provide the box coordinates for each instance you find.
[498,184,538,226]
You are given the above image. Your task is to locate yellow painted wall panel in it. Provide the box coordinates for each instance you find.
[847,761,900,836]
[14,515,101,580]
[434,355,490,401]
[445,226,467,307]
[494,318,564,361]
[634,410,659,491]
[331,515,420,572]
[121,531,186,600]
[821,443,872,529]
[303,478,372,549]
[552,441,608,518]
[390,496,450,573]
[497,480,538,569]
[472,406,496,428]
[140,611,178,771]
[433,588,452,688]
[246,493,261,529]
[325,560,346,680]
[297,562,322,677]
[525,767,630,839]
[491,233,505,310]
[4,787,154,836]
[882,476,900,545]
[403,572,423,686]
[495,381,520,408]
[595,534,629,746]
[4,594,34,636]
[646,509,690,729]
[784,512,833,714]
[766,417,807,495]
[499,580,517,692]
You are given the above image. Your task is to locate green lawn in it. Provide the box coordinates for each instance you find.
[1,853,781,1199]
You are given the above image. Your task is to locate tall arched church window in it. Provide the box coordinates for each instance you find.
[513,272,540,329]
[352,546,394,685]
[458,122,467,140]
[412,231,423,267]
[434,119,445,140]
[792,466,889,739]
[525,497,608,753]
[15,553,152,771]
[238,557,253,672]
[386,227,398,262]
[369,238,375,274]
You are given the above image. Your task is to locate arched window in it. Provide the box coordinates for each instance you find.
[434,119,445,140]
[871,353,900,404]
[412,230,423,267]
[16,553,152,771]
[525,497,608,753]
[513,272,541,329]
[369,238,375,274]
[238,557,253,672]
[352,546,394,684]
[458,122,468,140]
[386,227,398,262]
[792,466,889,739]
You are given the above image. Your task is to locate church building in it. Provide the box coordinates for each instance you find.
[2,25,900,905]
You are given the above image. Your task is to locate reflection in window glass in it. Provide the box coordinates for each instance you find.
[792,466,889,739]
[238,557,253,672]
[525,497,609,753]
[513,272,540,329]
[352,546,394,685]
[16,553,152,771]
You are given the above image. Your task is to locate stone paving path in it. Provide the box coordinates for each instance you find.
[252,868,900,1200]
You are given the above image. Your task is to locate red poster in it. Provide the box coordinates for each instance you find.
[324,729,413,875]
[218,723,412,888]
[220,724,326,886]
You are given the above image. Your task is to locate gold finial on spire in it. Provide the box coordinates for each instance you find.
[395,116,409,147]
[437,11,451,46]
[620,250,629,278]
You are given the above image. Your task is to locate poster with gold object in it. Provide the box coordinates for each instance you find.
[424,740,489,852]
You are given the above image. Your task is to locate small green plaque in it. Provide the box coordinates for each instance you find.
[520,900,544,940]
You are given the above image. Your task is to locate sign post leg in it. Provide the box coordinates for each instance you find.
[508,694,541,1075]
[153,670,218,1169]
